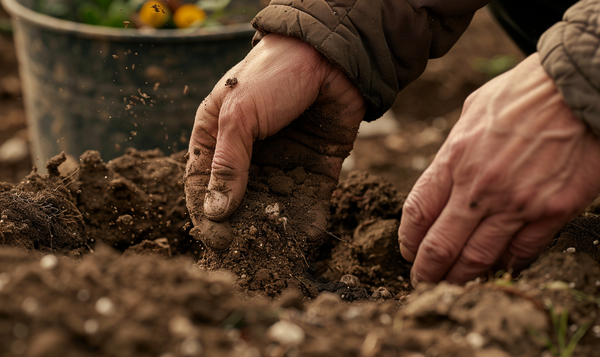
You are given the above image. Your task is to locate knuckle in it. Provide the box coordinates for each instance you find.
[402,193,435,229]
[419,237,456,265]
[508,242,541,259]
[459,248,494,271]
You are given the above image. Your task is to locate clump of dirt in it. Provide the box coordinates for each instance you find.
[196,166,343,298]
[547,213,600,262]
[3,149,600,357]
[68,148,201,257]
[0,153,86,255]
[516,251,600,357]
[0,246,245,357]
[329,171,405,236]
[318,171,411,295]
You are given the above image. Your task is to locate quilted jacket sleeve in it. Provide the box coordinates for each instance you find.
[538,0,600,136]
[251,0,491,122]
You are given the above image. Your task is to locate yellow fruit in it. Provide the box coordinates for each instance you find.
[173,4,207,28]
[139,1,170,29]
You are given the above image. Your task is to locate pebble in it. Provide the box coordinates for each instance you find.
[266,321,305,345]
[180,337,202,356]
[84,319,99,334]
[168,316,195,337]
[466,332,484,348]
[593,240,599,245]
[566,247,576,253]
[95,297,115,316]
[340,274,360,288]
[0,137,29,164]
[371,287,392,300]
[379,314,392,325]
[593,325,600,337]
[40,255,58,270]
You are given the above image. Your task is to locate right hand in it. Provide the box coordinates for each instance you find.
[184,34,366,250]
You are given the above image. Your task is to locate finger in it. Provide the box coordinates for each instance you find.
[444,214,524,283]
[497,217,566,273]
[410,191,483,284]
[398,162,453,263]
[203,97,256,221]
[184,98,219,224]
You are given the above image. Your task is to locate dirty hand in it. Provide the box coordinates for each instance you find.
[184,34,365,249]
[399,53,600,285]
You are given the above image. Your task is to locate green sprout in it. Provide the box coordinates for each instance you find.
[530,301,591,357]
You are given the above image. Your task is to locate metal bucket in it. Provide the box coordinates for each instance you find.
[2,0,255,168]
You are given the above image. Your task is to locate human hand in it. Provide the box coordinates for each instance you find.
[184,34,365,250]
[399,53,600,285]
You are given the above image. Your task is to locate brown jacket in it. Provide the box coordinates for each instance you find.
[252,0,600,135]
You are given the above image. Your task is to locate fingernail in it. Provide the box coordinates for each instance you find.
[204,190,229,218]
[400,241,416,263]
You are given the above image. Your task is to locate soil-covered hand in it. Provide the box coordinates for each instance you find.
[184,34,365,250]
[399,53,600,285]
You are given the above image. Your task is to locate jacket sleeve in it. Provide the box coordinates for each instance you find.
[537,0,600,137]
[251,0,491,122]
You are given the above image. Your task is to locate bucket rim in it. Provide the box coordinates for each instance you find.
[1,0,256,42]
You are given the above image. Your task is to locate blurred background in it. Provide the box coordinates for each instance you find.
[0,5,523,191]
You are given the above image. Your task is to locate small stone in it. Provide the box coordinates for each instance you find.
[95,297,115,315]
[265,203,280,220]
[248,226,258,236]
[466,332,484,348]
[593,240,599,245]
[40,255,58,270]
[371,287,392,300]
[340,274,360,288]
[180,337,202,356]
[267,321,305,345]
[379,314,392,325]
[84,319,99,334]
[168,316,195,338]
[566,247,576,253]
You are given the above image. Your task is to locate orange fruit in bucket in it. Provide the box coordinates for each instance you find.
[139,0,170,29]
[173,4,207,28]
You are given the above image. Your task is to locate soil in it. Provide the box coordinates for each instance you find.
[1,7,600,357]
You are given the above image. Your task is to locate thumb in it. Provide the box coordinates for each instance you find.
[203,109,254,221]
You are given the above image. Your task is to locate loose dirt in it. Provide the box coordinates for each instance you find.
[1,149,600,357]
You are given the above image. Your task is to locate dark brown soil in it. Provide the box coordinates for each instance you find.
[1,149,600,357]
[196,166,346,298]
[2,7,600,357]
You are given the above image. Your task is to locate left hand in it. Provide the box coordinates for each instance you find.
[399,53,600,285]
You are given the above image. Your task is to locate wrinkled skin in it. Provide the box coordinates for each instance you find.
[399,54,600,285]
[184,34,365,249]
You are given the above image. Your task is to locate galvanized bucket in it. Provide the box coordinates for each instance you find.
[2,0,255,167]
